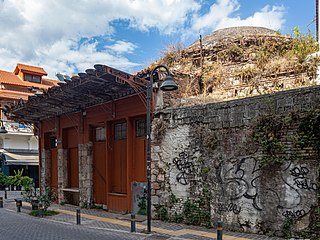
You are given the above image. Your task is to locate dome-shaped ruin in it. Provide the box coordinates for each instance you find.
[155,26,318,107]
[190,26,281,48]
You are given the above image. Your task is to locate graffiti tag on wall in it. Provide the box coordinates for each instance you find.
[220,157,262,211]
[219,158,317,219]
[173,152,195,185]
[282,209,306,219]
[290,166,317,191]
[217,202,241,214]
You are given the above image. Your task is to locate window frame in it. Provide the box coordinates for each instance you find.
[24,73,41,83]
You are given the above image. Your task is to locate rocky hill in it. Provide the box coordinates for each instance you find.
[150,26,320,107]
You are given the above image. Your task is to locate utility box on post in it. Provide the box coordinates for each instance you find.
[132,182,147,215]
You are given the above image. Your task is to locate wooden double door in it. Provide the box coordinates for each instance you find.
[92,118,146,212]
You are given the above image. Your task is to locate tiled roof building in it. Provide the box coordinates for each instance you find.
[0,63,59,187]
[0,63,59,100]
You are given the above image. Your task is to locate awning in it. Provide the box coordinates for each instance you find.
[3,151,39,166]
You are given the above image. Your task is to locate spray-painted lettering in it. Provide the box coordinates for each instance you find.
[173,152,195,185]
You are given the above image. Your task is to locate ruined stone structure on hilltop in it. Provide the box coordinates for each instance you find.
[160,26,318,107]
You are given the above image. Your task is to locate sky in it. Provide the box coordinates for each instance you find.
[0,0,316,79]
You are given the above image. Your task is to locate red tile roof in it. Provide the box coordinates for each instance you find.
[0,89,32,100]
[0,69,59,89]
[14,63,47,76]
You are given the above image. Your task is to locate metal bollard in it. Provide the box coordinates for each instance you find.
[76,209,81,225]
[217,220,223,240]
[0,197,3,208]
[4,189,7,199]
[38,203,44,217]
[130,213,136,232]
[15,199,22,212]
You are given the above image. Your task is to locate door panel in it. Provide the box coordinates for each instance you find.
[68,147,79,188]
[133,139,146,182]
[133,119,146,182]
[50,149,58,192]
[93,140,106,204]
[65,127,79,188]
[110,122,127,194]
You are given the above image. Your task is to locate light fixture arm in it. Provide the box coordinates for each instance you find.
[150,65,172,82]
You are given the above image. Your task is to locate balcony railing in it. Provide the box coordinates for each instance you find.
[2,120,34,133]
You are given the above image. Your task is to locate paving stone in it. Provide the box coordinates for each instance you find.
[0,191,285,240]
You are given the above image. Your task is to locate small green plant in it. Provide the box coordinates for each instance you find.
[182,198,211,227]
[252,113,287,166]
[156,206,169,221]
[203,132,218,149]
[152,118,167,142]
[169,193,178,205]
[38,187,56,211]
[227,44,243,61]
[172,212,184,223]
[80,202,88,208]
[218,44,243,62]
[137,196,147,215]
[297,109,320,153]
[0,172,8,187]
[6,169,33,190]
[201,166,210,175]
[235,66,258,84]
[30,209,58,217]
[282,217,294,239]
[159,42,183,67]
[311,206,320,231]
[196,126,218,150]
[90,203,103,209]
[288,27,318,63]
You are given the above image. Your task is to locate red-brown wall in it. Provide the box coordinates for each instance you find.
[40,94,147,211]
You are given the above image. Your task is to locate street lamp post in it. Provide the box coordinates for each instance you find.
[146,65,178,233]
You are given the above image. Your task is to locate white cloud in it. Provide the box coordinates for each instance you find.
[0,0,201,78]
[215,5,286,31]
[188,0,286,37]
[37,39,140,77]
[191,0,240,33]
[106,41,137,54]
[0,0,286,78]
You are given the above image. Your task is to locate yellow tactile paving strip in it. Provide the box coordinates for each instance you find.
[56,209,252,240]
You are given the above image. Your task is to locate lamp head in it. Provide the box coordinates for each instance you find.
[159,75,178,92]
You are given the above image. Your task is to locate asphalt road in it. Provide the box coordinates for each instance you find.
[0,208,146,240]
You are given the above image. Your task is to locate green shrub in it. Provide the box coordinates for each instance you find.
[156,206,169,221]
[282,217,294,239]
[39,187,56,211]
[182,199,211,227]
[137,196,147,215]
[172,212,183,223]
[30,209,58,217]
[6,169,33,190]
[0,172,8,187]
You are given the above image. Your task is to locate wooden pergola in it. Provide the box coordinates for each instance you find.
[4,64,148,122]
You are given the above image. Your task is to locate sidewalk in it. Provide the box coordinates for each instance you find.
[0,191,283,240]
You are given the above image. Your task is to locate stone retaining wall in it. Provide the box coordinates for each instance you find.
[152,85,320,236]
